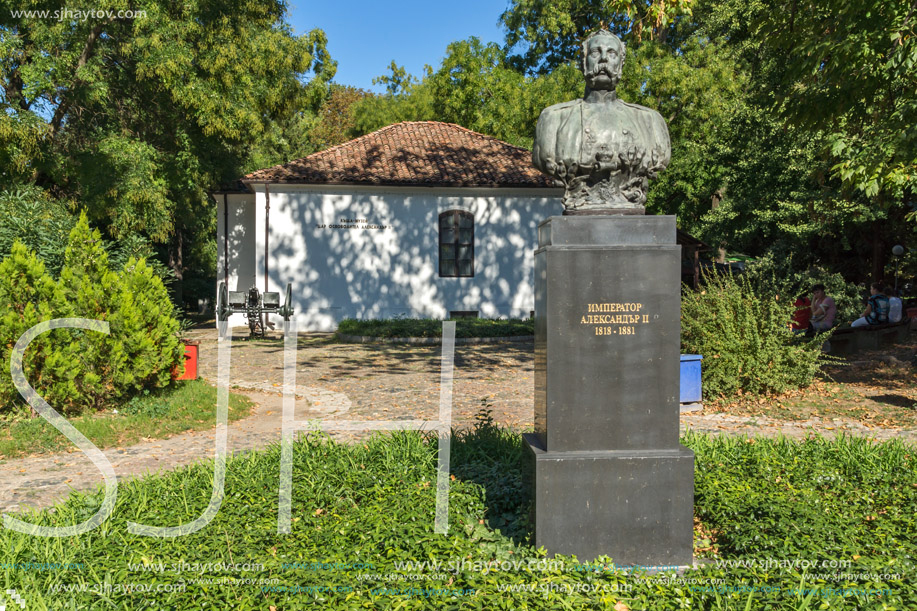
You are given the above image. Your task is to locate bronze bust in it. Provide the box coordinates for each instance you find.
[532,29,671,214]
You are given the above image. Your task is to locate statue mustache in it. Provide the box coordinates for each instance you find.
[585,65,620,79]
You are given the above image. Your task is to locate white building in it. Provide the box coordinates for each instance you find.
[215,121,564,331]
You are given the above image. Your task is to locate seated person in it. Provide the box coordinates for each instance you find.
[791,294,811,334]
[810,284,836,333]
[886,286,903,323]
[851,282,889,328]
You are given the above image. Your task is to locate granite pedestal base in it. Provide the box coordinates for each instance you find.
[525,433,694,565]
[530,215,694,565]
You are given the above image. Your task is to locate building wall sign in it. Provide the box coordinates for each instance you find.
[317,218,392,230]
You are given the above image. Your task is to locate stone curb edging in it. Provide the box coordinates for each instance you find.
[336,333,534,345]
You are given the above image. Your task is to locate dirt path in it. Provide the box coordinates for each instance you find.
[2,326,915,514]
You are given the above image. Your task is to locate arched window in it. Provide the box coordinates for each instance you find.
[439,210,474,277]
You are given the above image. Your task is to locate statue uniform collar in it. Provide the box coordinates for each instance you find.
[584,89,619,104]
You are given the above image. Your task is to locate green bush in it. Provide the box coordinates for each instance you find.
[0,185,76,277]
[682,272,828,399]
[337,317,534,339]
[0,243,68,415]
[744,250,863,324]
[107,256,183,395]
[0,213,182,414]
[106,232,176,286]
[0,185,173,284]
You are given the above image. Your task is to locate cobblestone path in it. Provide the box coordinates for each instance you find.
[2,326,915,514]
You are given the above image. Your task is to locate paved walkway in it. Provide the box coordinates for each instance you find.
[2,327,915,514]
[0,390,305,515]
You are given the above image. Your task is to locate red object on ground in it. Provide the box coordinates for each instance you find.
[172,340,200,380]
[908,307,917,320]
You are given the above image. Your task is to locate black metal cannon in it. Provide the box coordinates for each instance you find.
[217,282,294,337]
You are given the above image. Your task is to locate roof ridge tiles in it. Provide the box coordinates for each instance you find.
[240,121,555,188]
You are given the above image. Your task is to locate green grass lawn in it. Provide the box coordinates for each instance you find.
[2,416,915,610]
[336,317,534,339]
[0,380,253,459]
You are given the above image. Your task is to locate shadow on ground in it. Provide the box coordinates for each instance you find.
[868,394,917,409]
[215,329,534,380]
[449,411,533,547]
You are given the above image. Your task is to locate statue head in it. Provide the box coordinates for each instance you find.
[581,29,625,91]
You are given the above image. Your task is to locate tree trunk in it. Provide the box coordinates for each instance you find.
[871,222,885,284]
[169,228,184,308]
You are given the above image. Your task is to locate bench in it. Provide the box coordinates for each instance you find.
[825,317,911,356]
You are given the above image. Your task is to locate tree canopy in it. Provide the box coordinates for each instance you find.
[1,0,333,300]
[753,0,917,207]
[500,0,696,73]
[2,0,913,300]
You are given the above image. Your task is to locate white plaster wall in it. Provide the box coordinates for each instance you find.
[216,193,256,328]
[222,184,563,331]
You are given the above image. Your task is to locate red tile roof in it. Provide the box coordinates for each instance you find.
[241,121,555,188]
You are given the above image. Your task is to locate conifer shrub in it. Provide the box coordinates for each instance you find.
[112,255,183,393]
[0,213,182,415]
[0,243,67,414]
[681,272,828,399]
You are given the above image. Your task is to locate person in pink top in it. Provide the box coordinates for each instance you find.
[810,284,836,332]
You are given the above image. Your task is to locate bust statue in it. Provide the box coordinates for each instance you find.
[532,29,671,214]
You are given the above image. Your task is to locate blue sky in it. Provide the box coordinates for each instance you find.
[288,0,510,93]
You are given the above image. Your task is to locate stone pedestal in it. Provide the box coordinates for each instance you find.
[526,215,694,565]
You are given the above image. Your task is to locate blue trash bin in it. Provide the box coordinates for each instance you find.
[679,354,703,405]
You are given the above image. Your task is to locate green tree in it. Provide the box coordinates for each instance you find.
[686,0,916,282]
[425,37,578,147]
[500,0,696,73]
[374,61,418,95]
[0,185,76,277]
[56,213,126,409]
[1,0,334,304]
[616,38,746,224]
[350,38,582,148]
[111,256,183,394]
[693,106,912,285]
[349,64,436,137]
[310,85,372,151]
[754,0,917,207]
